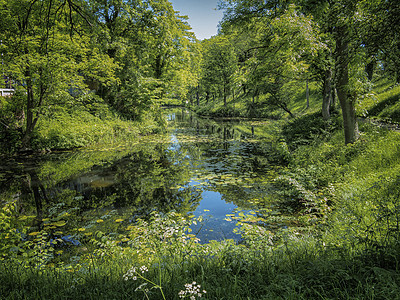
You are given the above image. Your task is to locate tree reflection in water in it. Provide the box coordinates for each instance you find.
[0,109,287,242]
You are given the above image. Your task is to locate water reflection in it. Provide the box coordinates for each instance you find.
[166,109,280,242]
[0,109,285,243]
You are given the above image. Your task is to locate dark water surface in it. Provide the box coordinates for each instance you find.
[1,109,290,243]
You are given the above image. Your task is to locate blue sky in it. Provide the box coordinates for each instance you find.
[169,0,224,40]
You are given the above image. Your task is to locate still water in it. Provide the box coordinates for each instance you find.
[0,109,290,243]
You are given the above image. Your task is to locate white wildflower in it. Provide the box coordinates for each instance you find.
[139,265,148,273]
[179,282,206,299]
[123,266,143,280]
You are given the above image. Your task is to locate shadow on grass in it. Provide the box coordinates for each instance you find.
[282,111,341,151]
[368,93,400,118]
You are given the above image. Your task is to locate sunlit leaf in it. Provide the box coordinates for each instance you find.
[52,221,67,227]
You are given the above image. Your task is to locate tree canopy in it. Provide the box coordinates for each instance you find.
[1,0,400,148]
[0,0,197,149]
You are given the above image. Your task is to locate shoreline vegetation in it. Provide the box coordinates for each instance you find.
[0,94,167,155]
[2,0,400,298]
[1,79,400,299]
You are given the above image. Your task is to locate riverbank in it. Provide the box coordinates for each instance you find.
[1,136,400,300]
[2,81,400,299]
[0,99,166,155]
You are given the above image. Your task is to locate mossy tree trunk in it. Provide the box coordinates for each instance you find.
[336,25,359,144]
[306,79,310,109]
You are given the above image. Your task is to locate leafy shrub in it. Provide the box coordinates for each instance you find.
[0,94,24,153]
[274,172,332,219]
[270,140,292,165]
[0,201,22,259]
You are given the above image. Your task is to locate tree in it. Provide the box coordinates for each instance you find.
[325,0,361,144]
[220,0,370,144]
[90,0,196,119]
[201,36,238,107]
[360,0,400,83]
[220,3,326,117]
[0,0,118,148]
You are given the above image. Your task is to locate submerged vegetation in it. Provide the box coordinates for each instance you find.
[1,0,400,299]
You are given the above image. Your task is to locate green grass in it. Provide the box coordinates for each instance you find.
[1,211,400,300]
[189,88,284,119]
[34,106,165,151]
[287,80,321,115]
[356,78,400,123]
[0,93,166,153]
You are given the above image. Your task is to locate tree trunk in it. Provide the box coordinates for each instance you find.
[223,85,227,107]
[196,85,200,106]
[365,59,376,81]
[322,68,332,120]
[282,105,294,118]
[330,85,337,113]
[306,79,310,109]
[336,25,359,144]
[21,67,35,149]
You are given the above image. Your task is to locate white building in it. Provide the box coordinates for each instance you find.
[0,88,14,97]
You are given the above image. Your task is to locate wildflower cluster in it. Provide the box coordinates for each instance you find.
[178,281,207,299]
[123,265,148,281]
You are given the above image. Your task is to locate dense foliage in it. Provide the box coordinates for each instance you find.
[2,0,400,149]
[1,0,400,299]
[0,0,195,151]
[185,0,400,145]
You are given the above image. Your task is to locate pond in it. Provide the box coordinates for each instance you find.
[0,108,294,243]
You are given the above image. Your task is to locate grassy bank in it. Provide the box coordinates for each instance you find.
[0,94,166,154]
[1,207,400,299]
[2,81,400,299]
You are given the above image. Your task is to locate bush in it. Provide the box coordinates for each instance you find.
[0,94,24,153]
